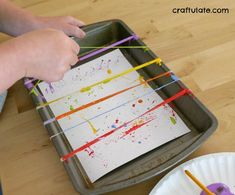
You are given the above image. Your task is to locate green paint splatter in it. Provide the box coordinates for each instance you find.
[143,47,150,52]
[69,105,74,111]
[29,87,38,96]
[170,116,176,125]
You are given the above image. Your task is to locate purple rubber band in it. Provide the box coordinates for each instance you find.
[42,35,141,125]
[132,34,139,40]
[24,35,138,86]
[24,78,37,85]
[44,118,56,126]
[79,34,138,61]
[24,82,34,89]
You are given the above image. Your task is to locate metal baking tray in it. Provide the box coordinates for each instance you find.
[25,19,218,194]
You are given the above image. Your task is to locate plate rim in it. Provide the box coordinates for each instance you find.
[149,152,235,195]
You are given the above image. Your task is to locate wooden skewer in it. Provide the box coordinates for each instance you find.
[185,170,216,195]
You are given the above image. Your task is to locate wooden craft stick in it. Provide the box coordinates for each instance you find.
[185,170,215,195]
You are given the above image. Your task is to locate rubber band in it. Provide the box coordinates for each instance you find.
[24,81,34,89]
[29,80,41,95]
[27,34,139,94]
[78,46,149,57]
[79,58,162,93]
[80,46,148,49]
[79,34,138,61]
[49,75,180,139]
[24,78,37,85]
[43,71,171,125]
[37,58,162,109]
[44,118,56,126]
[60,88,191,162]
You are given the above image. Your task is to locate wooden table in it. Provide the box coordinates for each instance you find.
[0,0,235,194]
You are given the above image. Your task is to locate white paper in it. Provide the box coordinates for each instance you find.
[38,49,191,182]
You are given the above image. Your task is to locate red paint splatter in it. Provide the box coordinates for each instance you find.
[132,104,136,107]
[84,147,94,157]
[56,71,172,121]
[138,99,143,103]
[115,119,119,124]
[121,120,153,138]
[60,89,191,161]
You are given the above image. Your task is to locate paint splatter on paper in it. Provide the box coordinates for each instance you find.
[38,49,190,182]
[170,116,177,125]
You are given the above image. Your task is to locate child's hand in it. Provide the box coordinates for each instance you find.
[0,0,85,38]
[20,29,80,82]
[0,28,79,86]
[35,16,86,39]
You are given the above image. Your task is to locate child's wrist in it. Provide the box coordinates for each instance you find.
[0,40,26,90]
[5,38,28,79]
[28,15,42,30]
[31,16,49,30]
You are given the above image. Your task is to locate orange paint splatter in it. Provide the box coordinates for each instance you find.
[138,99,143,103]
[55,71,171,121]
[122,119,153,137]
[60,89,191,161]
[138,76,148,87]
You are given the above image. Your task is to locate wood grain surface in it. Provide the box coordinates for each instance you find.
[0,0,234,194]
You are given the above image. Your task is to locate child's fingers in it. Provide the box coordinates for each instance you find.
[66,24,86,38]
[66,53,78,68]
[71,39,80,55]
[70,53,79,67]
[66,16,85,27]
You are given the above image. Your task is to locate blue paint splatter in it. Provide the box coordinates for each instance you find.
[111,124,117,128]
[171,74,179,82]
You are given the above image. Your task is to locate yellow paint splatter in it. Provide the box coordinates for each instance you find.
[37,58,161,107]
[102,78,111,84]
[87,120,97,134]
[156,58,162,66]
[107,69,112,74]
[138,76,148,87]
[81,117,97,134]
[80,86,91,92]
[80,58,160,93]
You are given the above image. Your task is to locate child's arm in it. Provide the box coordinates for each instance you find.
[0,0,85,38]
[0,29,79,93]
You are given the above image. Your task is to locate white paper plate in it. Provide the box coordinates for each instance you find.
[150,152,235,195]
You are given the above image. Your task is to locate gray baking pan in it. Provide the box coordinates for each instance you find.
[24,19,218,195]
